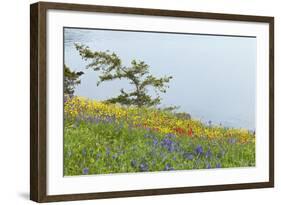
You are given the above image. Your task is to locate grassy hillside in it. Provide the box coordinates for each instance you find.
[64,96,255,176]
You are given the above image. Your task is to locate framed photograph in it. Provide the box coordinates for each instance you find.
[30,1,274,202]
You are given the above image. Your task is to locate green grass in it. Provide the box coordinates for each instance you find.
[63,119,255,176]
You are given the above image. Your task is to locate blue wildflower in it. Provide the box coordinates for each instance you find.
[82,167,89,175]
[112,154,118,159]
[87,116,97,124]
[216,163,222,168]
[168,144,176,152]
[153,138,158,146]
[166,133,176,138]
[195,145,203,155]
[161,137,176,152]
[106,147,110,156]
[162,138,173,146]
[164,163,174,171]
[131,160,137,168]
[104,115,115,123]
[205,149,212,158]
[184,152,194,160]
[139,162,149,172]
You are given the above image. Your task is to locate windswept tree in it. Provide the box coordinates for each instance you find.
[75,44,172,107]
[64,64,84,95]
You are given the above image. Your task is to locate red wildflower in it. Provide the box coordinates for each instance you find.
[187,128,193,137]
[173,127,186,135]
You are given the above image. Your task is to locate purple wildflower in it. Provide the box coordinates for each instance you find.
[112,154,118,159]
[82,167,89,175]
[216,163,222,168]
[153,138,158,146]
[131,160,137,168]
[184,152,194,160]
[166,133,176,138]
[164,163,174,171]
[139,162,149,172]
[205,149,212,158]
[195,145,203,155]
[106,147,110,156]
[161,137,176,152]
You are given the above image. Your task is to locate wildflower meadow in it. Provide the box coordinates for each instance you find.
[64,96,255,176]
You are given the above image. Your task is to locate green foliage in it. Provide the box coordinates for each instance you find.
[174,112,191,120]
[75,44,172,107]
[64,64,84,95]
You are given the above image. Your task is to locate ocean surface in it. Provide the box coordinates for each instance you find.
[64,28,257,130]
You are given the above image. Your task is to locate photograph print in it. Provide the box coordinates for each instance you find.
[63,27,256,176]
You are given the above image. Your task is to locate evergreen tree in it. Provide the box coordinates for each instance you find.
[75,44,172,107]
[64,64,84,95]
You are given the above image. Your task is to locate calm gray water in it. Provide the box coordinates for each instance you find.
[64,28,256,130]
